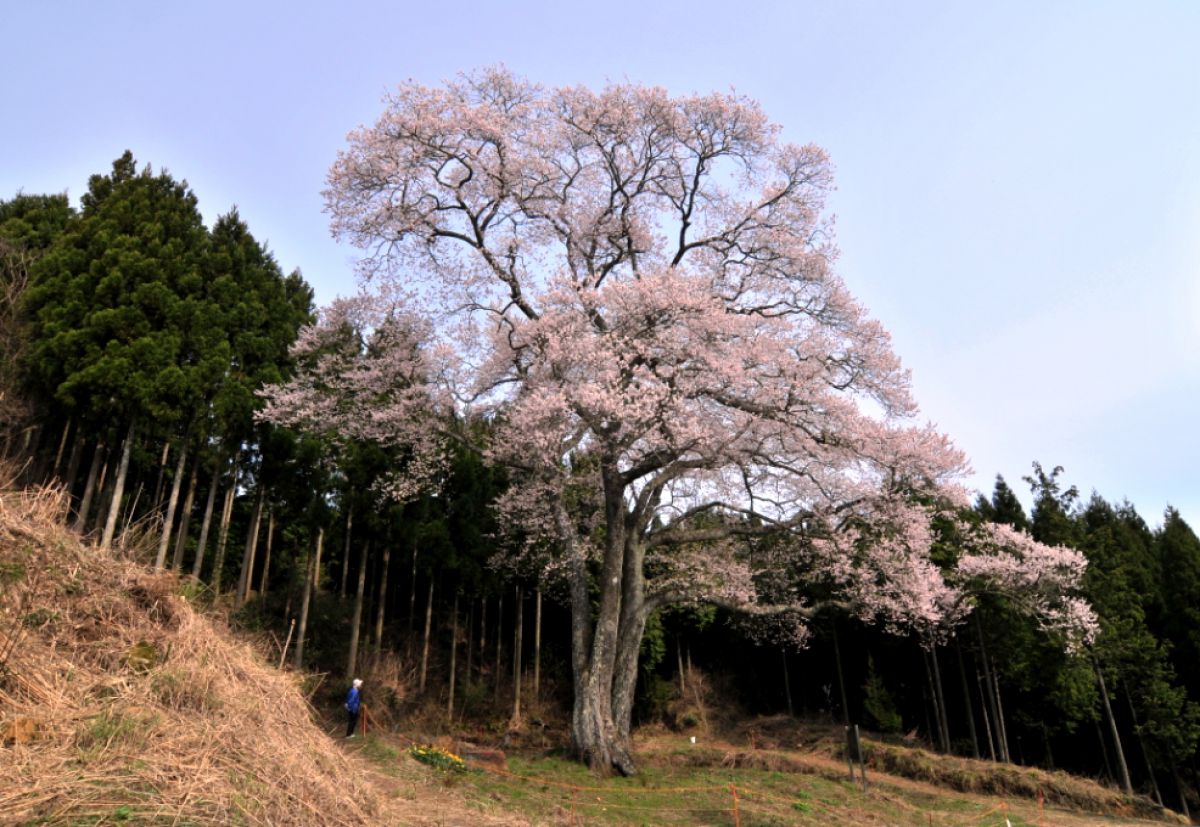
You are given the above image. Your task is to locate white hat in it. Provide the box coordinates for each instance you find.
[352,678,363,687]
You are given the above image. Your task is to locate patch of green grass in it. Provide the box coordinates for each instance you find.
[0,560,25,584]
[22,607,57,628]
[361,734,401,770]
[74,708,159,759]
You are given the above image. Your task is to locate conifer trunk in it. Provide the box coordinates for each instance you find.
[52,417,72,478]
[74,440,106,533]
[957,645,980,759]
[466,602,475,689]
[533,589,542,702]
[976,620,1009,762]
[152,439,171,510]
[1094,658,1133,795]
[512,585,524,726]
[235,486,265,607]
[1124,686,1163,806]
[472,600,482,676]
[347,541,369,679]
[171,456,200,570]
[62,425,84,499]
[340,507,353,597]
[930,645,951,753]
[923,649,946,751]
[90,452,112,534]
[408,543,418,632]
[258,511,274,596]
[493,591,504,702]
[991,666,1011,763]
[101,422,136,549]
[155,437,189,569]
[976,666,996,761]
[419,577,433,693]
[293,529,322,670]
[191,458,221,577]
[677,638,686,695]
[1171,764,1190,820]
[373,543,390,649]
[782,651,794,717]
[210,453,241,593]
[832,622,850,725]
[448,592,459,719]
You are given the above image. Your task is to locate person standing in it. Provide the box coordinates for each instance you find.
[345,678,363,737]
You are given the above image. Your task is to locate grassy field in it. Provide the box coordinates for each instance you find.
[345,728,1185,827]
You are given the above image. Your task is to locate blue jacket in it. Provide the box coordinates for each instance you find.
[345,686,361,713]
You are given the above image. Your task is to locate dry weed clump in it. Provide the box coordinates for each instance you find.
[0,472,405,825]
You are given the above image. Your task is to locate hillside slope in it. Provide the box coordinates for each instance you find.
[0,475,518,826]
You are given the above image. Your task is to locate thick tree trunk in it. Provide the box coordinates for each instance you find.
[420,577,434,693]
[448,592,459,719]
[373,543,390,649]
[74,440,106,533]
[512,585,524,726]
[548,490,632,777]
[155,436,189,569]
[101,422,136,549]
[192,456,222,578]
[347,541,368,680]
[1094,658,1133,795]
[235,486,266,607]
[294,528,322,670]
[170,455,200,570]
[258,511,275,596]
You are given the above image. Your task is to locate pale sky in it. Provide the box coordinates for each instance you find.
[4,1,1197,528]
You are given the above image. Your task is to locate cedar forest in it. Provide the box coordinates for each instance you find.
[3,69,1199,811]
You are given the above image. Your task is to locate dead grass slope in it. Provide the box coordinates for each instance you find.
[0,476,407,826]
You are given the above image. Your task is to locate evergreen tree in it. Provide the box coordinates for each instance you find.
[1158,508,1200,694]
[0,193,74,441]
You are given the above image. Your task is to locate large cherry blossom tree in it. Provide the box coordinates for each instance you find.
[263,69,1094,774]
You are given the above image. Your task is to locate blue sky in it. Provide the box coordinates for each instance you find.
[4,1,1197,527]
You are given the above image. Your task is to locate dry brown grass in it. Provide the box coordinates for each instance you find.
[0,471,410,825]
